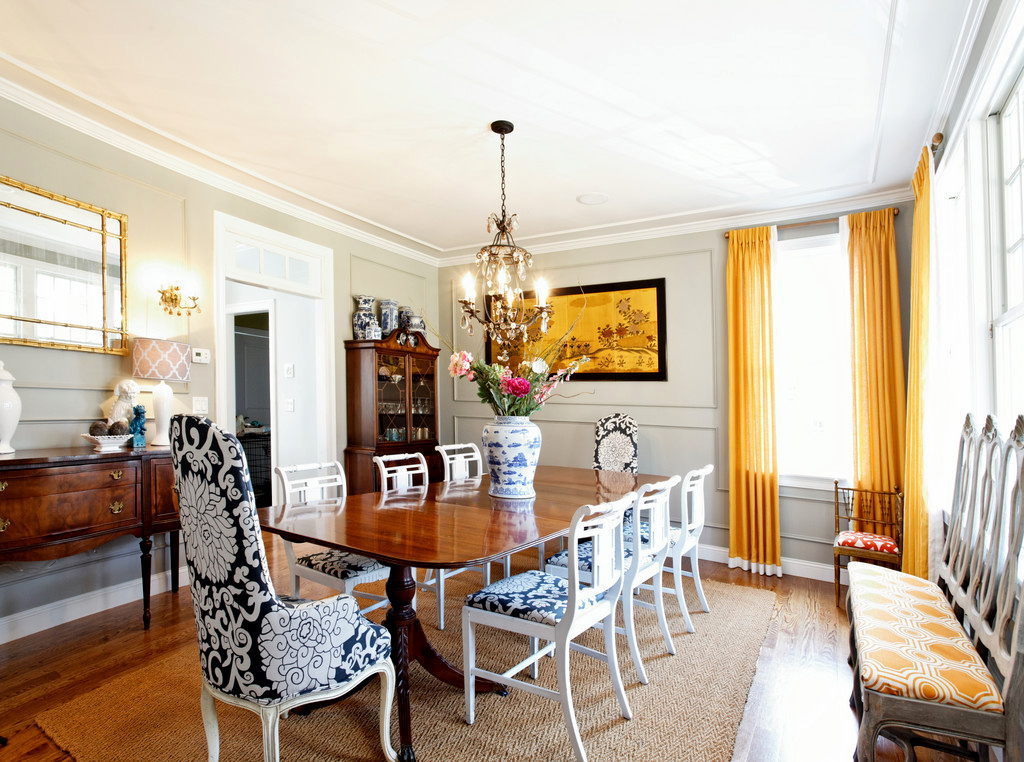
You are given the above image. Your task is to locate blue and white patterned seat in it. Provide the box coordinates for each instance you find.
[463,493,636,762]
[465,569,604,625]
[171,415,397,762]
[298,548,388,577]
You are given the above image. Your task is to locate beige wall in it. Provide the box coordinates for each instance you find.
[438,203,914,573]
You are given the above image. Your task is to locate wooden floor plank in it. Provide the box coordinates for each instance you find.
[0,536,975,761]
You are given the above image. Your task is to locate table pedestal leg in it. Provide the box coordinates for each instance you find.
[383,565,496,762]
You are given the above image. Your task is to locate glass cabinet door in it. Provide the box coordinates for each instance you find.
[376,352,406,442]
[409,354,436,441]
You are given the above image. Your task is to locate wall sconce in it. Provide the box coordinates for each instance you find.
[158,285,201,317]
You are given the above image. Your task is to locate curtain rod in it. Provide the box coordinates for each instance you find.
[723,207,899,239]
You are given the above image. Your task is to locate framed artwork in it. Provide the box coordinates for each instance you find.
[486,277,666,381]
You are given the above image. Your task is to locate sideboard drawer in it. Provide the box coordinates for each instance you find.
[0,484,140,549]
[0,461,138,499]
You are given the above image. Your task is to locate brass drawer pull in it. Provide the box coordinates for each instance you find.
[108,501,124,515]
[0,481,8,491]
[110,470,123,480]
[0,516,9,532]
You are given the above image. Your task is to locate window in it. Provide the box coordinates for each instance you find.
[996,72,1024,421]
[34,270,103,346]
[772,231,854,482]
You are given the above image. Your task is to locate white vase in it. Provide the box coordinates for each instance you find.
[481,416,542,498]
[0,361,22,453]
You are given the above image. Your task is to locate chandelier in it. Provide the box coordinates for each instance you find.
[458,120,552,361]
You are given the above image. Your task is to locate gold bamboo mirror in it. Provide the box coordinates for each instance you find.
[0,175,127,354]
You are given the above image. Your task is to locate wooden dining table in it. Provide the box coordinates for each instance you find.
[257,464,663,762]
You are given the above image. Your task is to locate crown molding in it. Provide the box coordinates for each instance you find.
[0,74,444,268]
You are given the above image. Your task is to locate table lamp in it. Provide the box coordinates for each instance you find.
[132,337,191,446]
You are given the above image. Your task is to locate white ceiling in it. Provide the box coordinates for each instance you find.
[0,0,981,261]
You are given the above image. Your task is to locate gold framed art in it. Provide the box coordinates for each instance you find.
[486,277,666,381]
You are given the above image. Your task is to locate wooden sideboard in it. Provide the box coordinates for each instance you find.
[0,446,179,629]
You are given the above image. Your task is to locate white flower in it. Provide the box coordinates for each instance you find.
[530,357,548,375]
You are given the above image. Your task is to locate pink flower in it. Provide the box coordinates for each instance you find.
[467,371,475,381]
[501,376,532,398]
[448,351,473,377]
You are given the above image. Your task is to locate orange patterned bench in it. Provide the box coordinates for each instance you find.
[847,414,1024,761]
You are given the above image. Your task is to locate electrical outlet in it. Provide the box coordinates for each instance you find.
[285,398,295,412]
[284,363,295,378]
[192,396,209,415]
[192,348,211,364]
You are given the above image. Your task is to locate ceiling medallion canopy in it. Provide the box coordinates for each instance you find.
[458,120,551,361]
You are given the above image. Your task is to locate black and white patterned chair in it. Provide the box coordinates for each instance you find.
[462,491,636,762]
[546,476,681,684]
[593,413,639,474]
[275,461,390,614]
[170,415,397,762]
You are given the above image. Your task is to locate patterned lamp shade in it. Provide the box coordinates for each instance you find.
[132,337,191,382]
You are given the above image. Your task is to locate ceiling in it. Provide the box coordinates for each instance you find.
[0,1,981,262]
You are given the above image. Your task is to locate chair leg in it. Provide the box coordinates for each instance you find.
[653,569,676,655]
[622,586,649,685]
[436,572,446,631]
[603,609,632,721]
[482,562,491,586]
[377,662,398,762]
[686,546,710,612]
[259,705,282,762]
[538,542,546,570]
[463,612,476,725]
[292,574,301,598]
[555,644,587,762]
[200,684,220,762]
[502,553,511,579]
[529,636,540,679]
[672,557,695,634]
[835,555,842,609]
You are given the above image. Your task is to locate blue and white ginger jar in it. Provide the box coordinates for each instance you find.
[482,416,542,498]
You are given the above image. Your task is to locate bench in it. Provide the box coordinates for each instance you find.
[846,414,1024,761]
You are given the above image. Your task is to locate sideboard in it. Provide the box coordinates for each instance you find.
[0,446,179,630]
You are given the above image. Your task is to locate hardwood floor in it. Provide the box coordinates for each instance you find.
[0,536,970,762]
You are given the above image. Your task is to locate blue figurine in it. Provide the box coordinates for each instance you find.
[129,404,147,448]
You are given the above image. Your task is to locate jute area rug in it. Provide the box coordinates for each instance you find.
[37,574,776,762]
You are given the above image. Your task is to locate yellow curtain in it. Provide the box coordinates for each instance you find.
[902,148,931,578]
[848,208,906,509]
[727,226,782,577]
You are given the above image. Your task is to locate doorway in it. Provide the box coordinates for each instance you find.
[234,312,272,507]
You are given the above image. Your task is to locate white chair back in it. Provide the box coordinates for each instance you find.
[275,460,347,504]
[632,475,681,559]
[436,443,483,480]
[680,464,714,536]
[373,452,429,491]
[564,491,634,625]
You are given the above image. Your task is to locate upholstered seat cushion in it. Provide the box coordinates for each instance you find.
[848,562,1003,713]
[835,530,899,555]
[465,569,603,626]
[297,549,388,579]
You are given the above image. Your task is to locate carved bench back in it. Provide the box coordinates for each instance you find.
[937,414,1024,722]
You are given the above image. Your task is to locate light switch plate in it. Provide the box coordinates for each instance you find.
[284,363,295,378]
[192,396,209,415]
[192,348,211,364]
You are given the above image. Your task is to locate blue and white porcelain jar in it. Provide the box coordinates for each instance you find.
[398,305,415,331]
[481,416,542,498]
[379,298,399,335]
[352,294,376,339]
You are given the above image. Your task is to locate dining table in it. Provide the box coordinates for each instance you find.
[257,464,665,762]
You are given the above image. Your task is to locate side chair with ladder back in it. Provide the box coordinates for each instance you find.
[170,415,397,762]
[462,491,636,762]
[833,480,903,607]
[274,461,389,614]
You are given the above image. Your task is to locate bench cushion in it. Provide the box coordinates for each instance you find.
[835,530,898,554]
[848,562,1003,713]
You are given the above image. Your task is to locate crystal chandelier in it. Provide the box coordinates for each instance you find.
[458,120,552,361]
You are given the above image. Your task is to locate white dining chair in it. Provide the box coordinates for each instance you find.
[636,464,714,632]
[435,442,483,480]
[545,475,681,684]
[462,491,635,762]
[274,461,389,614]
[373,452,429,490]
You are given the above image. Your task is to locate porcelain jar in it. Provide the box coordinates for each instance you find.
[0,361,22,454]
[352,294,376,339]
[379,298,399,336]
[481,416,542,498]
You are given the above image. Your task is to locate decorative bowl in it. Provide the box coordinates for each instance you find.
[82,433,132,453]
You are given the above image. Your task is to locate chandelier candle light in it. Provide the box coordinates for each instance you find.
[458,120,552,361]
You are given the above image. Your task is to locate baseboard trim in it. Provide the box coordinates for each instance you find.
[697,542,844,584]
[0,565,189,643]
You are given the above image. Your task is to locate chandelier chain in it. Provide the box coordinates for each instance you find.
[499,133,507,222]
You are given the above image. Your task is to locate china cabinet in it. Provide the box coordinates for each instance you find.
[344,330,441,493]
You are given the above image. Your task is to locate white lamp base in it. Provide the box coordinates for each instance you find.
[150,380,173,446]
